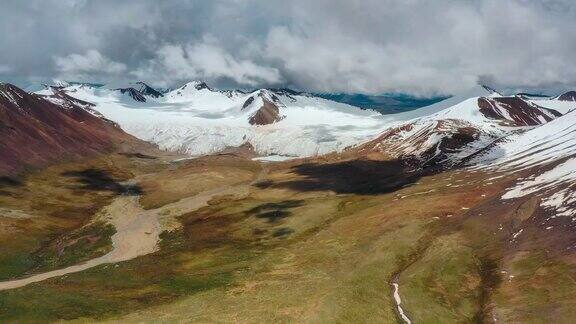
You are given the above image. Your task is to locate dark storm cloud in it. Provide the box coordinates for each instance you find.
[2,0,576,95]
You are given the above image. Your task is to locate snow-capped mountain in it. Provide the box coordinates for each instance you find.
[464,107,576,235]
[240,90,285,125]
[358,87,563,168]
[136,82,164,98]
[344,84,576,241]
[39,81,401,158]
[163,81,243,105]
[33,80,576,172]
[528,91,576,115]
[116,87,147,102]
[13,77,576,266]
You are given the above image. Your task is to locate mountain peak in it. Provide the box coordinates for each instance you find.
[51,80,71,87]
[179,81,211,91]
[480,85,503,97]
[0,82,20,91]
[0,83,27,108]
[135,82,164,98]
[257,89,282,104]
[116,87,147,102]
[557,90,576,101]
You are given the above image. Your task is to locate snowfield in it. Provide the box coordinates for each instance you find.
[40,81,470,158]
[36,82,575,169]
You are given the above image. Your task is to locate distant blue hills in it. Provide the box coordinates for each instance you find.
[315,92,450,114]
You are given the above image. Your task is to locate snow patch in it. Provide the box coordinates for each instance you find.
[252,155,296,162]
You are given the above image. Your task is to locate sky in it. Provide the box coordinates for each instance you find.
[2,0,576,96]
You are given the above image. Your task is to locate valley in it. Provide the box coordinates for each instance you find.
[4,2,576,322]
[0,147,574,322]
[0,80,575,323]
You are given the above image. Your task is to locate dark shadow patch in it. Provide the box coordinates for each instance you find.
[246,200,304,224]
[270,159,421,195]
[61,168,142,196]
[273,227,295,238]
[247,200,304,214]
[242,96,255,109]
[0,176,22,187]
[255,210,291,223]
[118,152,157,160]
[0,176,23,196]
[253,179,274,189]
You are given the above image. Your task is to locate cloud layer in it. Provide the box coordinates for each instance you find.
[2,0,576,95]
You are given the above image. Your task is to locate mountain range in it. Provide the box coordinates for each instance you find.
[6,78,575,224]
[1,79,576,322]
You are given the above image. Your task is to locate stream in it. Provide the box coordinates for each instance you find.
[392,276,413,324]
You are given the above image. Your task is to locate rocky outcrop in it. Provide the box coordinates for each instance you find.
[361,119,486,168]
[477,97,561,126]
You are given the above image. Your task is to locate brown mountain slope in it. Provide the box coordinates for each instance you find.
[242,90,285,125]
[477,96,561,126]
[249,97,283,125]
[0,83,133,175]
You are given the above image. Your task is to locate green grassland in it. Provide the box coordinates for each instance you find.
[0,154,147,280]
[0,155,574,323]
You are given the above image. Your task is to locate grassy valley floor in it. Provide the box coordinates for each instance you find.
[0,152,574,323]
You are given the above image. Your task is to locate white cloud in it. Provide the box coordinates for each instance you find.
[3,0,576,94]
[258,0,576,95]
[137,38,282,86]
[54,50,126,74]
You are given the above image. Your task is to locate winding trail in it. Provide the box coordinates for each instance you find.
[0,165,268,291]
